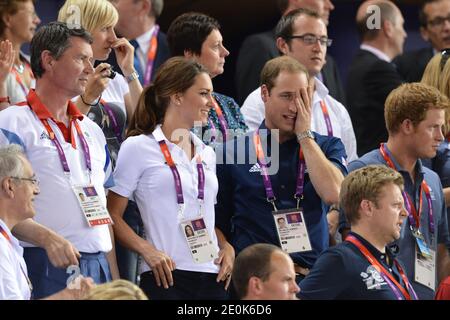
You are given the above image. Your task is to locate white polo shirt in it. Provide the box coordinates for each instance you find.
[0,219,31,300]
[0,91,113,253]
[110,125,220,274]
[241,77,358,161]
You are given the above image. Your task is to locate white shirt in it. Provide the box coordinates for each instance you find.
[110,125,220,274]
[5,54,35,105]
[0,103,113,253]
[241,78,358,161]
[134,26,156,76]
[360,44,391,63]
[0,219,31,300]
[6,73,35,105]
[103,74,129,118]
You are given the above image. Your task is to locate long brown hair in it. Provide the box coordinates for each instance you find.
[127,56,208,137]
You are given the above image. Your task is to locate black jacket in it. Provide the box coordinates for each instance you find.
[346,49,403,155]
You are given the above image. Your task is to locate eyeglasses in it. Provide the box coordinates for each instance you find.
[428,15,450,28]
[287,34,333,47]
[11,175,40,187]
[440,48,450,71]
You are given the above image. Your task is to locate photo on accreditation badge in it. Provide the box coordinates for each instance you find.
[192,218,206,231]
[78,192,86,202]
[83,186,98,197]
[287,212,302,224]
[276,216,288,229]
[184,224,195,238]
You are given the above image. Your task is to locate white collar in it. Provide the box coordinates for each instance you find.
[313,77,329,103]
[152,124,205,156]
[360,44,391,62]
[135,25,156,55]
[0,218,19,247]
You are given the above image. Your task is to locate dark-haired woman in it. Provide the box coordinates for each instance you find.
[107,57,234,300]
[167,12,247,145]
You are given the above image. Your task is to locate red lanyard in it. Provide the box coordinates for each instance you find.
[209,97,228,142]
[143,25,159,86]
[346,235,417,300]
[379,143,434,233]
[319,100,333,136]
[11,63,34,97]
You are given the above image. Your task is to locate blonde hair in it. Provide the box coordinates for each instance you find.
[57,0,118,33]
[340,165,404,225]
[84,280,148,300]
[421,53,450,136]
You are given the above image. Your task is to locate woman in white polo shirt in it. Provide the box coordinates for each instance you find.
[107,57,234,300]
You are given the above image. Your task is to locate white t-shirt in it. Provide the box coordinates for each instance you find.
[103,74,129,118]
[110,125,220,274]
[0,219,31,300]
[0,98,113,253]
[241,77,358,161]
[6,73,35,105]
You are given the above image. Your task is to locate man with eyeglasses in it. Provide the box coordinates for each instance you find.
[0,145,94,300]
[346,0,406,157]
[235,0,345,106]
[394,0,450,83]
[241,8,357,163]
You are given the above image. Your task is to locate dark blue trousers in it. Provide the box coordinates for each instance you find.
[140,269,228,300]
[24,247,111,299]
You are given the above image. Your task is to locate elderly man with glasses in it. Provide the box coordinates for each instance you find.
[0,145,94,300]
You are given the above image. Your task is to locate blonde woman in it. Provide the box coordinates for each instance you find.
[58,0,142,167]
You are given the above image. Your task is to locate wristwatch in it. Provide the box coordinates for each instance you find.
[296,129,314,142]
[125,70,139,83]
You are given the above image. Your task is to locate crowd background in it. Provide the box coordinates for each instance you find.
[32,0,425,101]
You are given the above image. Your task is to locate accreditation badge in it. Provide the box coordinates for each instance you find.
[72,185,112,227]
[414,245,436,291]
[181,218,218,264]
[411,229,432,259]
[273,208,312,253]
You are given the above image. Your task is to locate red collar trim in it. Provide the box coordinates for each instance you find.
[26,90,84,121]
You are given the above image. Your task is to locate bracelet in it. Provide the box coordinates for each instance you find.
[125,70,139,84]
[0,96,10,104]
[80,94,101,107]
